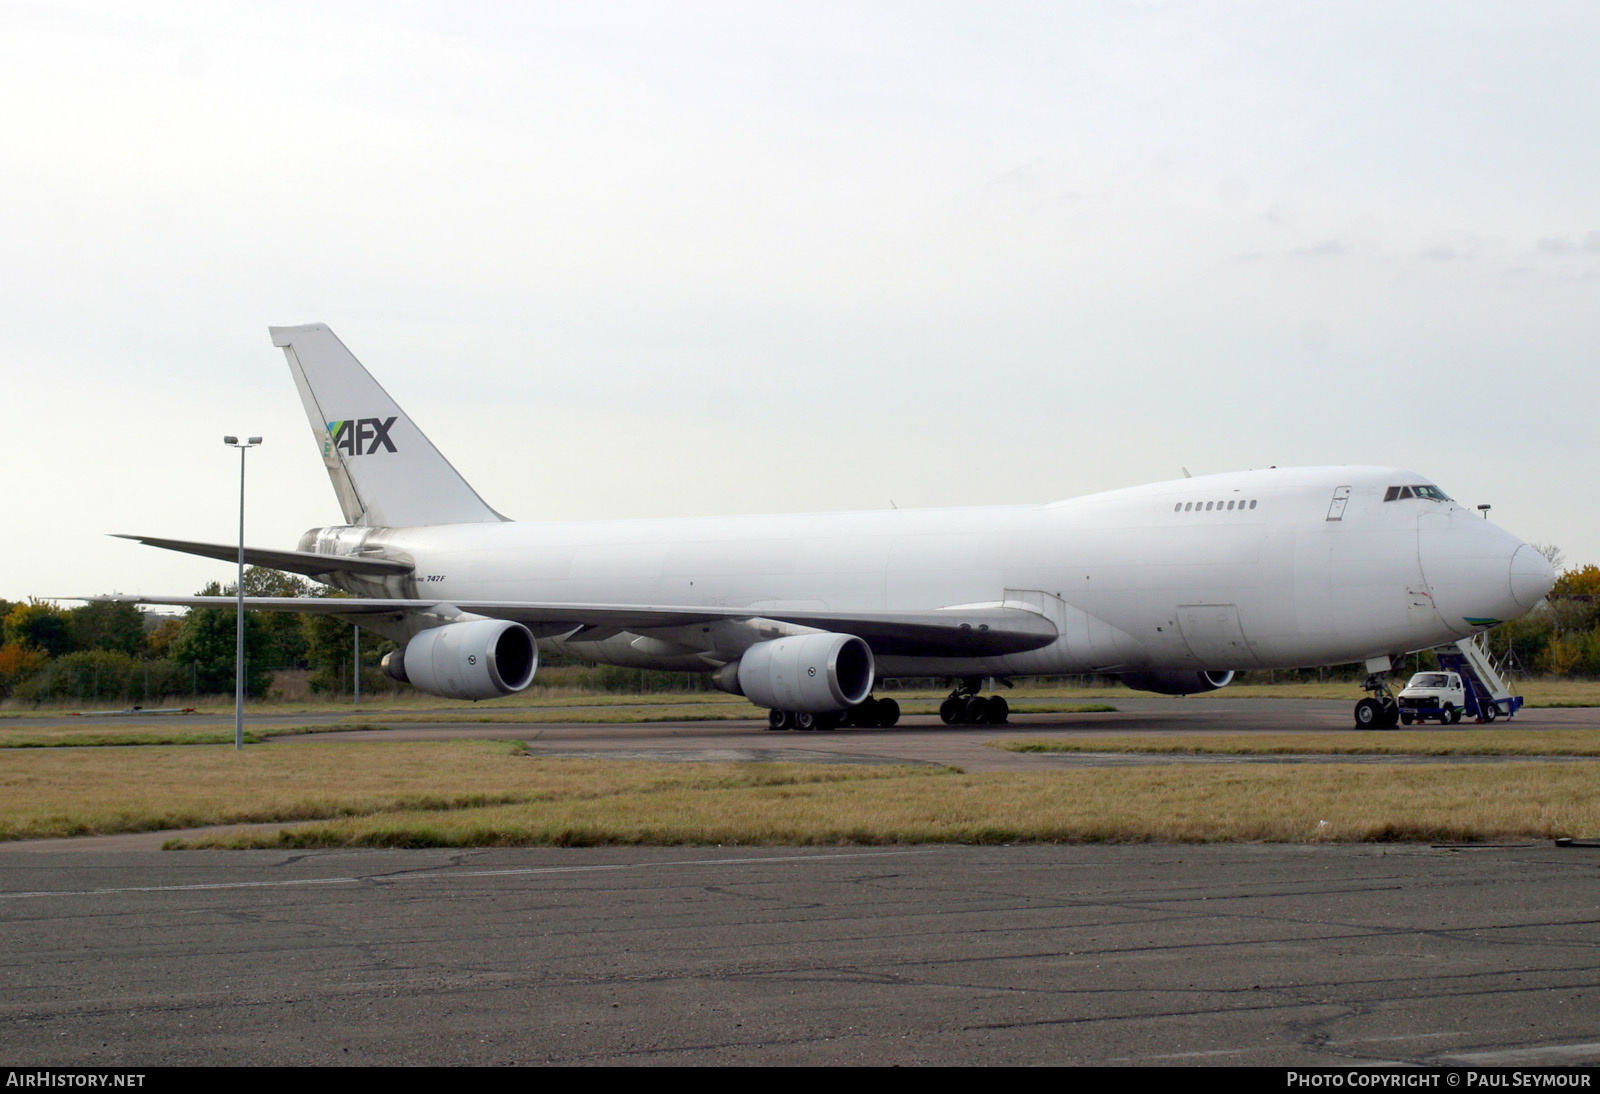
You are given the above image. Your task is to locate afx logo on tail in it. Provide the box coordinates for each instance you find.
[327,417,399,456]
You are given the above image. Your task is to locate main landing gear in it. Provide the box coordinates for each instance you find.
[939,678,1010,726]
[1353,672,1399,730]
[766,696,902,731]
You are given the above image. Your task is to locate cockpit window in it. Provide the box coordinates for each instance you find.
[1385,484,1452,503]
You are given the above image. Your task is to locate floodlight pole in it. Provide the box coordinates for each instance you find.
[224,435,262,750]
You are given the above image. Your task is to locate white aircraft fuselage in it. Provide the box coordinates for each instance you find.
[302,465,1547,679]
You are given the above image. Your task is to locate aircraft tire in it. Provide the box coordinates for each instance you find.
[1379,700,1400,729]
[1400,712,1414,726]
[877,698,900,728]
[940,698,963,725]
[795,712,817,731]
[964,695,991,724]
[988,696,1009,725]
[768,709,793,731]
[1354,698,1382,729]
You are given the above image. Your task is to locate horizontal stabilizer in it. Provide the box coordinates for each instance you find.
[114,535,413,579]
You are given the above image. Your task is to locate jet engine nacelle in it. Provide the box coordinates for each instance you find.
[1118,669,1235,696]
[714,633,875,713]
[381,619,538,701]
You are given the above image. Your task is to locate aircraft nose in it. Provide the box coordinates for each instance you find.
[1418,513,1549,634]
[1509,544,1557,609]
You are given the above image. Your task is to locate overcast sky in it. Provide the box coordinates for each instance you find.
[3,1,1596,601]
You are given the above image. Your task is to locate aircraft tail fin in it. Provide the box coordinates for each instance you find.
[269,324,506,527]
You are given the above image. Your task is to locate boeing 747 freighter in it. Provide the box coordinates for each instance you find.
[103,325,1556,730]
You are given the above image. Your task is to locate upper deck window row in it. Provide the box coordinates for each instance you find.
[1172,500,1258,512]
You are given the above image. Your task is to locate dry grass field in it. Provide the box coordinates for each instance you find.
[995,729,1600,756]
[4,678,1595,849]
[0,722,390,749]
[3,740,1597,849]
[166,758,1600,849]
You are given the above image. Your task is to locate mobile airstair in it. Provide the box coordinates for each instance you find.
[1433,634,1523,722]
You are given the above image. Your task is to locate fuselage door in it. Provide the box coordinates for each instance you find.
[1326,486,1351,522]
[1176,603,1263,668]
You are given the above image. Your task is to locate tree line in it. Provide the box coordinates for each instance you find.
[1485,563,1600,676]
[0,568,393,705]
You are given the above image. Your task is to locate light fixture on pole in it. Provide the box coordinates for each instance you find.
[223,435,261,750]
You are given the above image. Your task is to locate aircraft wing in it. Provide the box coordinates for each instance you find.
[83,595,1058,658]
[113,535,414,578]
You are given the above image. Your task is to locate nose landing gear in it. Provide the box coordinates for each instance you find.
[1354,672,1400,730]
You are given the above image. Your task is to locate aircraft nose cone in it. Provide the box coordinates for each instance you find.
[1510,544,1557,609]
[1418,513,1546,634]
